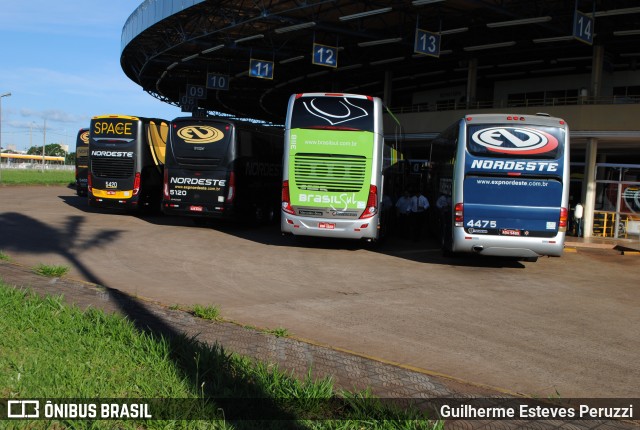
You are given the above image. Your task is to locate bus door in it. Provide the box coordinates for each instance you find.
[462,122,567,239]
[164,119,233,216]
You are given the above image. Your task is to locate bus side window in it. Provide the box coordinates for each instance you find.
[239,131,253,158]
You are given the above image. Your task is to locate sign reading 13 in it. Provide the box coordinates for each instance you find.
[249,59,274,80]
[414,29,441,58]
[312,43,338,68]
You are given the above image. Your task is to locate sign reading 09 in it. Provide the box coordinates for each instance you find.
[249,59,274,80]
[186,84,207,99]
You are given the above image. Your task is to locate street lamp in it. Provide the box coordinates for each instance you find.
[0,92,12,183]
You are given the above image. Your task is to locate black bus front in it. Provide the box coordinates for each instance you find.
[163,117,283,222]
[163,118,236,219]
[89,115,165,211]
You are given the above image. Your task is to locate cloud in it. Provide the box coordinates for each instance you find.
[19,108,88,124]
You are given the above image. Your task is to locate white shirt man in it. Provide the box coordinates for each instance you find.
[411,192,430,213]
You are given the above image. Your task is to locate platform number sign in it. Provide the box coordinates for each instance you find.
[207,73,229,91]
[249,59,274,80]
[312,43,338,68]
[414,29,441,58]
[179,93,196,113]
[185,84,207,100]
[573,10,594,45]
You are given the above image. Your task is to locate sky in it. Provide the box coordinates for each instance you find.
[0,1,181,153]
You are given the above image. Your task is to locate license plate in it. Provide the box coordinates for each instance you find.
[189,206,204,212]
[107,191,116,195]
[318,222,335,229]
[500,229,521,236]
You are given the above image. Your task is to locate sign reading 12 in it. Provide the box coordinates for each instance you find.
[313,43,338,68]
[249,59,274,79]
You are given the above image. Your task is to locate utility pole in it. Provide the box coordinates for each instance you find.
[0,92,12,183]
[42,119,46,172]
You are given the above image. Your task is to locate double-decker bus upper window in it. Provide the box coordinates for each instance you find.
[290,96,374,132]
[171,122,232,164]
[466,124,564,160]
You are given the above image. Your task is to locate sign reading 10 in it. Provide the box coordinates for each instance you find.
[249,59,274,79]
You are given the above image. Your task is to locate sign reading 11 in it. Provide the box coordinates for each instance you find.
[249,59,274,79]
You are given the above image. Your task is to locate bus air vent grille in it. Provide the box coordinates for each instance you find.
[294,153,366,192]
[91,158,135,178]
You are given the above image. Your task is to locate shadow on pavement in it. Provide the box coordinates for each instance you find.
[0,210,308,428]
[119,208,527,269]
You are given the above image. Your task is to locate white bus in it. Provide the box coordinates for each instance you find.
[429,113,570,261]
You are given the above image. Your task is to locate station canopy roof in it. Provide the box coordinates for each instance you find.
[120,0,640,124]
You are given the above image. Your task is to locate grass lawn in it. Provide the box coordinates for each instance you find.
[0,168,74,186]
[0,283,440,430]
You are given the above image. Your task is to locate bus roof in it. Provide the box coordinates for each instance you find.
[91,114,140,121]
[464,113,567,127]
[293,93,374,100]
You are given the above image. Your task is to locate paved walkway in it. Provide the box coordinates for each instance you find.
[1,260,637,429]
[565,235,640,252]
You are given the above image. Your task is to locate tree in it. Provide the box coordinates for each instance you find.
[26,143,67,157]
[66,152,76,165]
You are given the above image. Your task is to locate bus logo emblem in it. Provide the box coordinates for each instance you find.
[472,127,558,155]
[80,131,89,144]
[177,126,225,144]
[302,97,368,126]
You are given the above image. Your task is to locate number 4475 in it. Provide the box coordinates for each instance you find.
[466,219,497,228]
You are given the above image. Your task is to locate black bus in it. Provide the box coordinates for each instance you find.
[88,114,168,211]
[162,117,283,223]
[74,128,89,196]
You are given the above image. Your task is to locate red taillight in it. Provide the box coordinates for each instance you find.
[281,180,294,214]
[559,207,568,228]
[454,203,464,227]
[226,171,235,202]
[359,185,378,219]
[87,173,93,192]
[133,172,141,196]
[163,168,169,199]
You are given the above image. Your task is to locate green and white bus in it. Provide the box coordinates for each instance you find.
[281,93,400,241]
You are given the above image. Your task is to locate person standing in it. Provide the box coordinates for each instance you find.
[410,189,430,241]
[395,190,412,238]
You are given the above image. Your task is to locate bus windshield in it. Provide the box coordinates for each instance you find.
[290,95,374,132]
[170,121,232,165]
[466,124,564,160]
